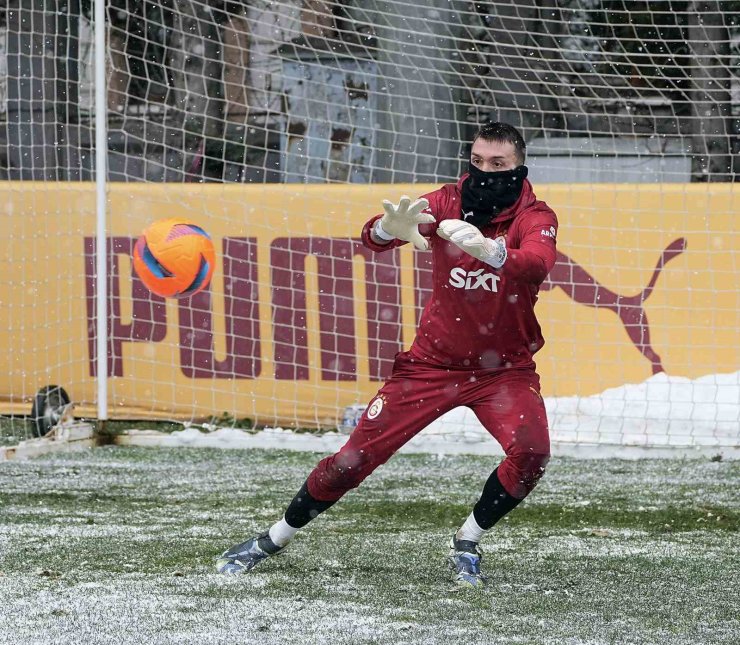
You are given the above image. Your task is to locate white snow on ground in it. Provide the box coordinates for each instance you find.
[0,452,738,645]
[119,371,740,459]
[544,370,740,447]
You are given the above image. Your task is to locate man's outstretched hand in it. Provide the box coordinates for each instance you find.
[436,220,507,269]
[376,196,435,251]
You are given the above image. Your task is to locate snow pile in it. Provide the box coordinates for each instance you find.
[545,370,739,447]
[120,425,347,452]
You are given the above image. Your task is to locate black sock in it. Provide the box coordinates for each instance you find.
[472,467,523,530]
[284,481,337,529]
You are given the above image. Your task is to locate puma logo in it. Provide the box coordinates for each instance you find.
[541,238,688,374]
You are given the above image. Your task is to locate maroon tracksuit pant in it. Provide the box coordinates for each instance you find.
[307,352,550,502]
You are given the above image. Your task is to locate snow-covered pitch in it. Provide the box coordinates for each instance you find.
[0,447,737,644]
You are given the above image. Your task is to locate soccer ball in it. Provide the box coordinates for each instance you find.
[132,218,216,298]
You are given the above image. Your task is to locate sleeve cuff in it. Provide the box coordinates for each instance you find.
[374,220,396,241]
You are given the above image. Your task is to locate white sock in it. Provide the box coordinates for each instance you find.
[456,512,486,544]
[268,517,299,547]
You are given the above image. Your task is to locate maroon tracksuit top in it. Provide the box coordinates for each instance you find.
[361,176,558,372]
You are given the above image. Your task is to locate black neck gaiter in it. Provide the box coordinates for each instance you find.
[461,163,529,229]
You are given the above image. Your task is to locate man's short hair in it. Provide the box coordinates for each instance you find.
[473,122,526,165]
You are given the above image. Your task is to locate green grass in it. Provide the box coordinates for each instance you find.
[0,447,738,644]
[0,417,37,446]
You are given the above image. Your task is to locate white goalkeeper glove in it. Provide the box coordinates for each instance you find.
[436,220,507,269]
[375,195,435,251]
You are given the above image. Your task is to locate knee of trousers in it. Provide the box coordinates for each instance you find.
[498,450,551,499]
[307,448,376,502]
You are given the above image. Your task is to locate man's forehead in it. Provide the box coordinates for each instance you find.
[471,139,517,158]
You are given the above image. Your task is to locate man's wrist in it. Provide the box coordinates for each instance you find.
[482,239,507,269]
[373,220,395,243]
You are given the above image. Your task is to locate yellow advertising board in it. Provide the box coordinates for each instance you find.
[0,182,737,426]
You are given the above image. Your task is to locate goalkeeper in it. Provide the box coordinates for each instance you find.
[218,122,558,587]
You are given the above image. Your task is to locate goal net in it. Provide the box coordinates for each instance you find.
[0,0,738,455]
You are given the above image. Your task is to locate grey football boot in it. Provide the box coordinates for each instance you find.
[448,535,486,588]
[216,532,285,575]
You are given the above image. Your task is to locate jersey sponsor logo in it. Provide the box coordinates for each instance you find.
[448,267,501,292]
[541,226,556,239]
[366,395,385,420]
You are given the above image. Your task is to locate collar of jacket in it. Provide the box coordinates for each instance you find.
[455,174,536,226]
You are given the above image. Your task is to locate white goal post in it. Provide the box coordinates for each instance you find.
[0,0,737,456]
